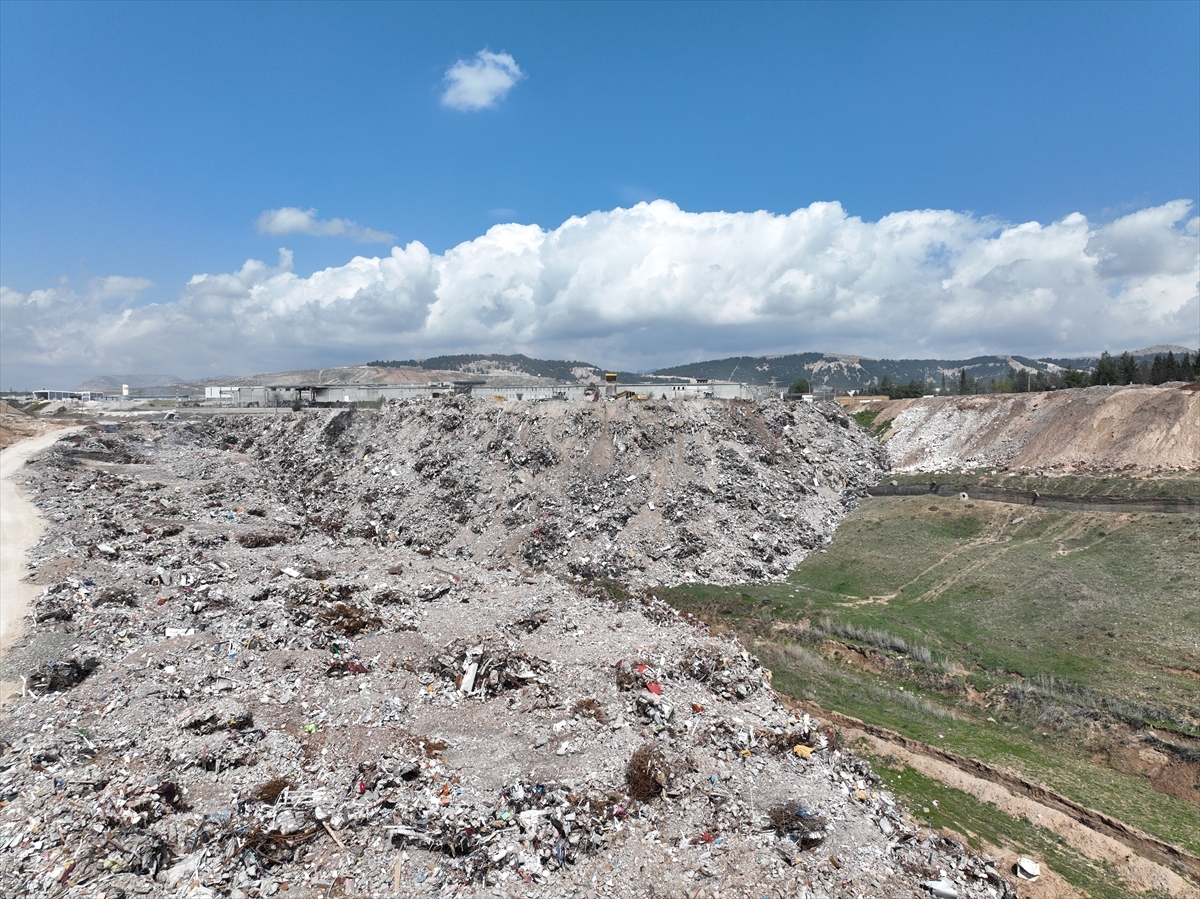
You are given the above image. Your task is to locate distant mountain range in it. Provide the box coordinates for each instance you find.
[366,353,681,385]
[370,346,1197,391]
[654,353,1049,389]
[75,373,186,391]
[78,346,1195,392]
[654,346,1196,389]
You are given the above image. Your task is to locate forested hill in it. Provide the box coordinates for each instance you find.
[652,353,1040,389]
[365,353,680,385]
[369,353,600,381]
[652,349,1195,390]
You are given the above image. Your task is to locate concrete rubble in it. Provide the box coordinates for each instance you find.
[1,398,1020,897]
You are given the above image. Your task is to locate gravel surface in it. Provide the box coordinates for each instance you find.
[0,398,1021,898]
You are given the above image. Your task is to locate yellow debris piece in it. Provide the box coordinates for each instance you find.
[793,745,814,758]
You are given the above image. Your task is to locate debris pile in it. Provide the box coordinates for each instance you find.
[0,400,1021,898]
[244,395,889,585]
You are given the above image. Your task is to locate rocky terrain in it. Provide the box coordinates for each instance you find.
[865,383,1200,474]
[0,398,1026,898]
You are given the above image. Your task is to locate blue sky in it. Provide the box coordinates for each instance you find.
[1,1,1198,386]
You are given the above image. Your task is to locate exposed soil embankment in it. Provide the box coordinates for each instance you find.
[793,703,1200,887]
[0,402,78,450]
[868,384,1199,473]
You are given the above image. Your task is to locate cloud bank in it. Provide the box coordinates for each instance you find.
[441,50,524,111]
[257,207,394,243]
[2,200,1197,387]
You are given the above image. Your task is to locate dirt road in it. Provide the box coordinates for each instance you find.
[1,428,79,657]
[787,701,1200,898]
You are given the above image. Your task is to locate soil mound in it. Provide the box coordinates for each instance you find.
[0,400,1026,898]
[0,403,76,450]
[870,384,1199,473]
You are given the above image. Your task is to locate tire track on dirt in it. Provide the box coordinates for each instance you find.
[786,699,1200,891]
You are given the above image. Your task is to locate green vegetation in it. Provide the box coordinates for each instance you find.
[875,766,1155,899]
[657,493,1200,859]
[864,376,935,399]
[853,409,894,440]
[884,469,1200,500]
[1090,349,1196,387]
[367,352,687,386]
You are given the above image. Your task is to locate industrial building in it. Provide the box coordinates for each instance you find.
[33,389,108,402]
[199,378,760,407]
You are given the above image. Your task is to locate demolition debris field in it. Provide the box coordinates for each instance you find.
[0,398,1034,899]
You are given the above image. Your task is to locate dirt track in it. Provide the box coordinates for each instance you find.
[789,702,1200,897]
[869,384,1200,472]
[0,428,83,655]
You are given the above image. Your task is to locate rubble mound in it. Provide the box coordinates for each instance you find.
[250,396,887,585]
[868,384,1200,473]
[0,401,1022,898]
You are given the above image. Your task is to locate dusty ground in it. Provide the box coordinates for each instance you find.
[0,428,84,659]
[864,384,1199,473]
[0,403,78,450]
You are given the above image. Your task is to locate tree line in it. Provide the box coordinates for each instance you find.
[855,351,1196,399]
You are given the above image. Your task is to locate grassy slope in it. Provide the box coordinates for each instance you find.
[658,495,1200,867]
[878,766,1157,899]
[884,470,1200,499]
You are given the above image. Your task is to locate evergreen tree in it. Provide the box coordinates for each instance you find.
[1118,352,1137,385]
[1091,351,1120,386]
[1150,354,1166,384]
[1063,365,1086,388]
[1181,353,1196,381]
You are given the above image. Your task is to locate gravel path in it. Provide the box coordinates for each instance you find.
[1,428,82,659]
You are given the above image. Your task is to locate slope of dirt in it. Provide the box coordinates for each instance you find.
[869,384,1200,473]
[0,403,78,450]
[0,402,1028,899]
[799,705,1200,894]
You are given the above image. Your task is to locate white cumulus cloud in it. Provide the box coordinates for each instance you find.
[256,207,395,243]
[2,200,1197,388]
[441,50,524,111]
